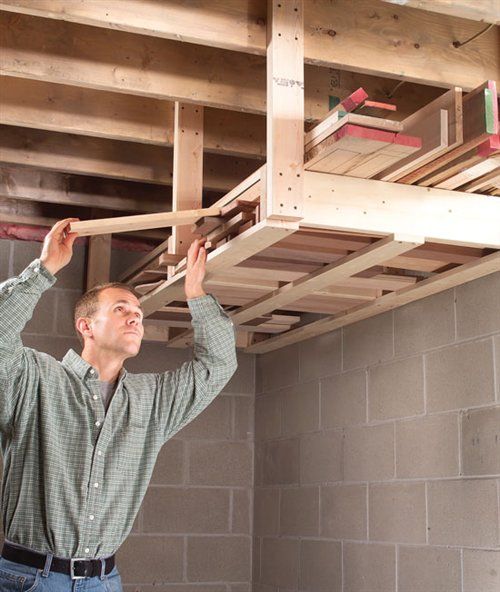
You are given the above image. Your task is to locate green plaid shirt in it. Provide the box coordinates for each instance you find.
[0,259,237,559]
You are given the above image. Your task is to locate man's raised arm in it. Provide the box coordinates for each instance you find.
[0,219,79,430]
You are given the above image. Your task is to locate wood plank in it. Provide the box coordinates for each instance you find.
[381,0,500,24]
[302,171,500,249]
[230,233,423,325]
[69,208,221,237]
[378,88,463,181]
[246,250,500,353]
[171,103,204,257]
[399,83,498,183]
[0,165,173,213]
[0,1,497,90]
[140,218,299,315]
[0,125,260,191]
[265,0,304,221]
[435,155,500,190]
[86,233,111,290]
[0,76,266,158]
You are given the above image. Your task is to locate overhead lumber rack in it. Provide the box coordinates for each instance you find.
[0,0,499,352]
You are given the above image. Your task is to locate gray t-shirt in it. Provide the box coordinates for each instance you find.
[99,380,117,413]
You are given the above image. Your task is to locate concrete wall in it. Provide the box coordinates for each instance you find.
[253,271,500,592]
[0,238,255,591]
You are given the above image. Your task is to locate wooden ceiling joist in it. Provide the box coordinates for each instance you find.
[0,76,266,158]
[380,0,500,24]
[0,125,260,191]
[0,0,497,89]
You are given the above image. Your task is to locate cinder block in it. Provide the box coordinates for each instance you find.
[321,370,367,428]
[300,539,342,592]
[256,344,299,393]
[187,536,251,581]
[253,537,261,584]
[178,395,232,440]
[321,484,367,540]
[55,290,82,337]
[396,414,459,478]
[232,489,251,534]
[300,430,342,484]
[280,486,319,536]
[110,248,145,281]
[233,396,254,440]
[343,542,396,592]
[21,335,81,360]
[254,488,279,537]
[254,442,264,487]
[428,479,498,547]
[343,312,394,371]
[126,342,189,373]
[263,438,299,485]
[252,585,276,592]
[282,380,320,437]
[344,424,394,481]
[188,441,252,487]
[116,535,184,583]
[369,482,426,543]
[394,289,455,356]
[462,406,500,475]
[463,549,500,592]
[496,336,500,401]
[456,272,500,339]
[22,289,56,334]
[121,586,226,592]
[260,538,300,588]
[368,356,424,420]
[12,240,43,275]
[398,546,461,592]
[298,330,341,381]
[224,353,255,395]
[426,340,495,412]
[142,487,230,533]
[150,438,184,485]
[255,392,281,441]
[0,239,12,281]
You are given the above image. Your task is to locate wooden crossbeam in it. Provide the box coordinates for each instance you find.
[380,0,500,24]
[246,250,500,353]
[0,125,260,191]
[0,165,172,213]
[0,0,497,89]
[70,208,221,237]
[140,218,299,316]
[302,171,500,249]
[230,233,424,325]
[0,76,266,158]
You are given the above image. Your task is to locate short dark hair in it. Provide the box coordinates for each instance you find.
[74,282,139,344]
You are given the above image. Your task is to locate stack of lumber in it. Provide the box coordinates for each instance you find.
[304,89,422,177]
[304,81,499,197]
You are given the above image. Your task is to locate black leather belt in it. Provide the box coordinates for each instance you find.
[1,541,115,579]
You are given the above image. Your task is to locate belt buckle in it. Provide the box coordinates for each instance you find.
[70,557,88,580]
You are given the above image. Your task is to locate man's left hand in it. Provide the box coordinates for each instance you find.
[185,238,207,300]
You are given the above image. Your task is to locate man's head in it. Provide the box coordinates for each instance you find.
[74,283,144,358]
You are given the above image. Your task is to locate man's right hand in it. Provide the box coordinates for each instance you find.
[40,218,80,276]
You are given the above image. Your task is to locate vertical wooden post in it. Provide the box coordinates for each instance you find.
[265,0,304,221]
[171,102,204,257]
[86,234,111,289]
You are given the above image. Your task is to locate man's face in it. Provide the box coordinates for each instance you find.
[84,288,144,358]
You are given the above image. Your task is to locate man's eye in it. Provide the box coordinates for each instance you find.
[116,306,123,312]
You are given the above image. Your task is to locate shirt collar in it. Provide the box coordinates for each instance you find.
[61,349,128,382]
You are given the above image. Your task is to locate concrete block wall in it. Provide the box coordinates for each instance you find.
[0,238,255,591]
[253,271,500,592]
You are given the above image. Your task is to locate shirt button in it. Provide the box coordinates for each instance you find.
[93,395,98,401]
[89,514,95,520]
[97,451,102,456]
[94,482,99,488]
[89,369,95,375]
[95,421,101,427]
[84,548,90,554]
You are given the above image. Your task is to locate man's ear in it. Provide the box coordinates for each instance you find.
[76,317,93,340]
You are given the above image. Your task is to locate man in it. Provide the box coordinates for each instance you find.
[0,218,237,589]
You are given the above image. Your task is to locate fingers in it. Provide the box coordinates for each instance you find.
[187,238,207,268]
[50,218,80,239]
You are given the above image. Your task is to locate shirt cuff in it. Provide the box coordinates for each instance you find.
[27,258,57,288]
[187,293,229,321]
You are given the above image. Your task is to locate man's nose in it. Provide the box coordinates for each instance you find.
[127,316,139,325]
